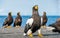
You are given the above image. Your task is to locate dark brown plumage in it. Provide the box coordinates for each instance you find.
[49,18,60,33]
[31,6,41,33]
[24,5,41,33]
[42,12,48,26]
[13,12,22,27]
[3,12,13,27]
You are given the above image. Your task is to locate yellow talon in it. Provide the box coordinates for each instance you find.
[6,26,11,29]
[43,26,46,29]
[38,34,43,38]
[41,26,46,29]
[41,26,43,28]
[15,26,20,28]
[28,33,33,38]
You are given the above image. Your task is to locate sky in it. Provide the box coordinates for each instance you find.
[0,0,59,16]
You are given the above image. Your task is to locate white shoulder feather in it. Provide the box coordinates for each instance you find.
[41,17,43,24]
[26,18,33,26]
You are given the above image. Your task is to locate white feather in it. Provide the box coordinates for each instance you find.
[38,29,41,34]
[27,29,32,35]
[23,33,27,36]
[24,18,33,35]
[26,18,33,26]
[46,26,55,31]
[41,17,43,25]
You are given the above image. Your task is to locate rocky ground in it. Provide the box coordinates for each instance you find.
[0,27,60,38]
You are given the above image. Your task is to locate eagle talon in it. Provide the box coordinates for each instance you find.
[6,26,11,29]
[41,26,46,29]
[38,34,43,38]
[28,33,33,38]
[15,26,20,28]
[43,26,46,29]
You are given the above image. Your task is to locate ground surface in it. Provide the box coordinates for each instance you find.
[0,27,60,38]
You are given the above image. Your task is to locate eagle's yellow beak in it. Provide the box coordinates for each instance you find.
[34,5,38,10]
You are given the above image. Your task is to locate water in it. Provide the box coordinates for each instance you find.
[0,16,60,28]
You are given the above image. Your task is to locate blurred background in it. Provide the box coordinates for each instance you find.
[0,0,60,28]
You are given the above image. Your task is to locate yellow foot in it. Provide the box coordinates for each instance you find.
[6,26,11,29]
[28,33,33,38]
[43,26,46,29]
[38,34,43,38]
[15,26,20,28]
[41,26,43,28]
[41,26,46,29]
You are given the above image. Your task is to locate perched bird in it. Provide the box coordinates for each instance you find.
[49,18,60,33]
[13,12,22,28]
[41,12,48,28]
[24,5,43,38]
[3,12,13,28]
